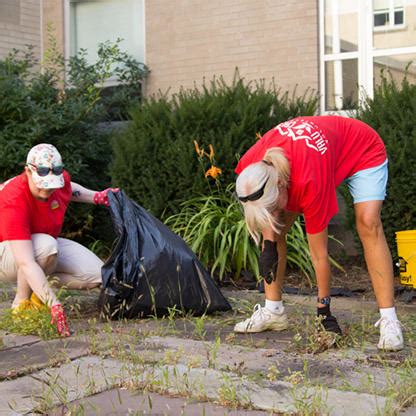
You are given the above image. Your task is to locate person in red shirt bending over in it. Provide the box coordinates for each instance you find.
[0,144,117,337]
[234,115,404,351]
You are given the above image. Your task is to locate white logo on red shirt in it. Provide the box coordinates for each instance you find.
[275,120,328,155]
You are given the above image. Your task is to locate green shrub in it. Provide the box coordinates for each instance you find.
[350,72,416,254]
[111,72,318,218]
[0,37,148,245]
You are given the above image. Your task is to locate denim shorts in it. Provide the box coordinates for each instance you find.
[344,159,388,203]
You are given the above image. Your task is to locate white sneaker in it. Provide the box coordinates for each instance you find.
[375,317,404,351]
[234,304,288,333]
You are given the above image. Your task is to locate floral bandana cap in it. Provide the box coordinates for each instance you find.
[26,144,65,189]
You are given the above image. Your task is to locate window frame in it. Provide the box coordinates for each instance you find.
[319,0,416,114]
[373,0,405,30]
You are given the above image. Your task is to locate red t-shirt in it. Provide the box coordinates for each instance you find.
[235,116,386,234]
[0,171,72,241]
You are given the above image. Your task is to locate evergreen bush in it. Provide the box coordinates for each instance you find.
[347,72,416,254]
[111,72,318,218]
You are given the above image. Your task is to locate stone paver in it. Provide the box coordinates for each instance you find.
[52,389,272,416]
[0,287,414,415]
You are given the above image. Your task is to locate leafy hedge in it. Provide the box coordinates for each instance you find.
[111,73,318,218]
[346,73,416,254]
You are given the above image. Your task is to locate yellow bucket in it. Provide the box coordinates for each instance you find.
[396,230,416,288]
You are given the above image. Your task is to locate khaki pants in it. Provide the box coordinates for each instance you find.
[0,233,103,288]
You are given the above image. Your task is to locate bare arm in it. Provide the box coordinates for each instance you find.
[307,228,331,301]
[9,240,58,306]
[70,182,96,203]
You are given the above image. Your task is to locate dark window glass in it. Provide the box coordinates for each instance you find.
[394,10,404,25]
[374,12,389,26]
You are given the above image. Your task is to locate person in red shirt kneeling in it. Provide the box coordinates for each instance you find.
[0,144,117,337]
[234,115,404,351]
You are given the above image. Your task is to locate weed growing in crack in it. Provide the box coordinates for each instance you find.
[217,373,238,408]
[193,313,207,339]
[206,335,221,369]
[376,357,416,413]
[290,315,339,354]
[187,355,202,369]
[163,347,184,365]
[291,383,329,416]
[267,364,282,382]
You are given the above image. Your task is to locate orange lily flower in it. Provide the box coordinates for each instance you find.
[205,165,222,179]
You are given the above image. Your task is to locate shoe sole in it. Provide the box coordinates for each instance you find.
[377,343,404,351]
[234,320,288,333]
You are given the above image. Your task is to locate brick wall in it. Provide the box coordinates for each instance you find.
[145,0,319,97]
[42,0,64,57]
[0,0,41,59]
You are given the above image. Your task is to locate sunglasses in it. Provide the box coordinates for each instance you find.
[237,179,268,203]
[28,163,64,177]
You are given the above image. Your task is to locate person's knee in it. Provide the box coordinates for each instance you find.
[32,234,59,273]
[39,253,58,275]
[356,213,383,239]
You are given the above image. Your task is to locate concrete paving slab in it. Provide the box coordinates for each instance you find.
[0,354,392,416]
[0,338,90,380]
[0,331,41,350]
[140,336,403,393]
[0,356,124,415]
[119,363,389,416]
[0,285,413,415]
[51,389,272,416]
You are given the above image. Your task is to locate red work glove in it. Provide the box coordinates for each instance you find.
[93,188,119,206]
[51,304,70,337]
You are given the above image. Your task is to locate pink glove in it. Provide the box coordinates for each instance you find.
[51,304,70,337]
[93,188,119,206]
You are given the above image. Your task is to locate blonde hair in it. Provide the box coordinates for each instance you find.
[236,147,290,245]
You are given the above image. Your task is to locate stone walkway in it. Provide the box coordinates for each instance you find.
[0,286,415,415]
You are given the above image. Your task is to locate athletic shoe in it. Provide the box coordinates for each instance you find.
[319,314,343,336]
[234,304,288,333]
[51,304,71,337]
[375,317,404,351]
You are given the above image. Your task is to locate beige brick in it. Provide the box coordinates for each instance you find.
[0,0,41,59]
[145,0,319,97]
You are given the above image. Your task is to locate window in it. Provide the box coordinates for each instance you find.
[320,0,416,113]
[67,0,145,64]
[374,0,404,28]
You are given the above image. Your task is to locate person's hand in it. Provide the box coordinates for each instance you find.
[93,188,119,206]
[259,240,278,284]
[51,304,70,337]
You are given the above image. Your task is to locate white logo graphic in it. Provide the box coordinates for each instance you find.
[275,120,328,155]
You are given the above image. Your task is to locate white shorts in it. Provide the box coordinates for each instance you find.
[0,233,103,285]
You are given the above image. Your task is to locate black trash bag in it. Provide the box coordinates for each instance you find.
[100,191,232,319]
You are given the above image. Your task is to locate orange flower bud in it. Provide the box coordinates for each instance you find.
[194,140,204,157]
[208,144,215,161]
